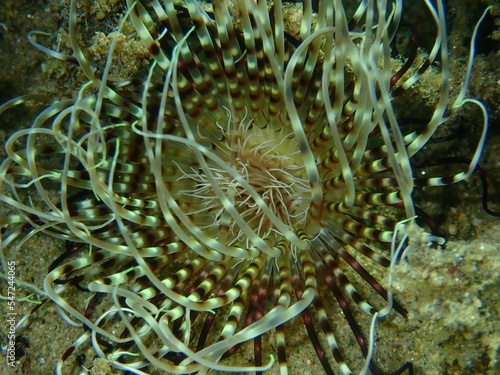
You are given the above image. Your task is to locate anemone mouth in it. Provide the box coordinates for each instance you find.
[179,110,312,243]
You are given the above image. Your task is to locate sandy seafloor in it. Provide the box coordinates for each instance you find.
[0,0,499,374]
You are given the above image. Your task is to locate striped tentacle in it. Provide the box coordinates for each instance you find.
[0,0,491,374]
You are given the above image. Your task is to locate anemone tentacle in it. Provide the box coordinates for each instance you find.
[0,0,490,374]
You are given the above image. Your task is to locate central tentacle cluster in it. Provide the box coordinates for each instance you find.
[180,112,311,243]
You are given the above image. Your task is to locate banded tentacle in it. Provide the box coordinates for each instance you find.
[0,1,491,374]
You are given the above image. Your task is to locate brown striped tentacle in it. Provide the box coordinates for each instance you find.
[0,1,490,374]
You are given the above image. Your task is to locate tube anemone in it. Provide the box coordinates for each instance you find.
[0,0,491,374]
